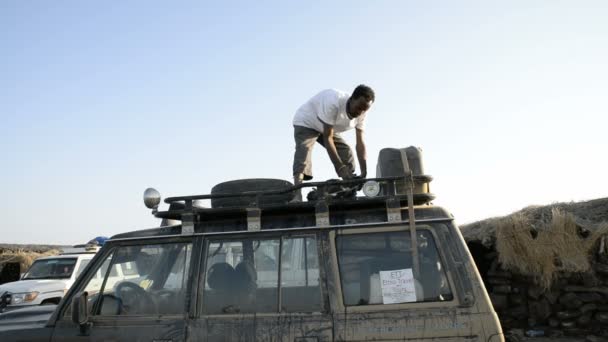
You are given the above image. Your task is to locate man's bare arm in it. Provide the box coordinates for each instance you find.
[356,128,367,178]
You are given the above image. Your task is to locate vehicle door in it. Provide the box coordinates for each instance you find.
[51,237,196,342]
[188,233,333,342]
[330,225,478,341]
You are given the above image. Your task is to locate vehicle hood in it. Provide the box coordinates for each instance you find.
[0,279,68,294]
[0,304,56,330]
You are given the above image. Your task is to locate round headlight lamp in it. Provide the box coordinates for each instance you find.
[362,181,380,197]
[143,188,161,209]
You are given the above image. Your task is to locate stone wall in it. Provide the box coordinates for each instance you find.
[468,240,608,339]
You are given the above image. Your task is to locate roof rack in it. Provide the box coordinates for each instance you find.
[148,175,432,234]
[146,174,432,279]
[139,147,432,279]
[163,175,431,207]
[60,244,101,255]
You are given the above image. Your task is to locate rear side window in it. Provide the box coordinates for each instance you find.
[203,235,322,314]
[337,229,453,306]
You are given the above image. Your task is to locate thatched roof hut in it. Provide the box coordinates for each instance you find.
[461,197,608,289]
[0,244,63,275]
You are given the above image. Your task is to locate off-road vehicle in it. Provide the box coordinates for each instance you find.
[0,147,504,341]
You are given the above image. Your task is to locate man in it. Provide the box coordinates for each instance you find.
[292,84,375,194]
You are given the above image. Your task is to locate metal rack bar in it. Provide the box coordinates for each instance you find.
[163,175,432,204]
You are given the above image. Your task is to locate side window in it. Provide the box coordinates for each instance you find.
[336,229,453,306]
[280,236,321,312]
[203,235,321,314]
[66,242,192,317]
[204,239,279,314]
[63,252,114,318]
[85,255,112,298]
[165,244,192,290]
[75,259,91,278]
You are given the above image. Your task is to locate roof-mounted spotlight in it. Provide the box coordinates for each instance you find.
[144,188,161,212]
[362,180,380,198]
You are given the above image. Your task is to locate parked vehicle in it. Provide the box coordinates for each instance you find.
[0,147,504,341]
[0,247,98,312]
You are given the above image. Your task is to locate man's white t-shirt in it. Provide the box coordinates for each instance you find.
[293,89,366,133]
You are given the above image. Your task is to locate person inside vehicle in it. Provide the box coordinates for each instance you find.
[59,265,73,277]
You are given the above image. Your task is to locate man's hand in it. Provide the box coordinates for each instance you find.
[337,165,353,179]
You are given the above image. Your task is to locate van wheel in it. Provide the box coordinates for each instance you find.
[211,179,294,208]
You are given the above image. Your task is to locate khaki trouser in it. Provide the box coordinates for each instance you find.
[292,125,355,180]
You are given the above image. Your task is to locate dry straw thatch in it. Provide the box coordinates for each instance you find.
[461,197,608,289]
[0,249,61,273]
[496,209,608,289]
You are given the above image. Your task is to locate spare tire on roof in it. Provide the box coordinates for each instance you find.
[211,178,294,208]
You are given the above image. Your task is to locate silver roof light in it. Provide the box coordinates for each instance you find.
[144,188,161,209]
[362,180,380,198]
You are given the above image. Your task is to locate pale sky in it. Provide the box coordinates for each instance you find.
[1,1,607,244]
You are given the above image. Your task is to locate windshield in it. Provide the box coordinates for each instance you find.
[23,258,77,280]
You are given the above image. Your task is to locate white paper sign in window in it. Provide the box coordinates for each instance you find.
[379,268,417,304]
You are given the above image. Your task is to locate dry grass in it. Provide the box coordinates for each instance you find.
[0,249,61,273]
[496,208,608,289]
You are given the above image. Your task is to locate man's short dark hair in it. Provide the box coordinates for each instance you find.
[352,84,375,103]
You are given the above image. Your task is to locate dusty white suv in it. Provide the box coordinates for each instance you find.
[0,251,96,311]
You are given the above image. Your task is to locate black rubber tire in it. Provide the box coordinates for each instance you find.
[211,178,294,208]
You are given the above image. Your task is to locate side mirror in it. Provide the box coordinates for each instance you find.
[71,291,90,332]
